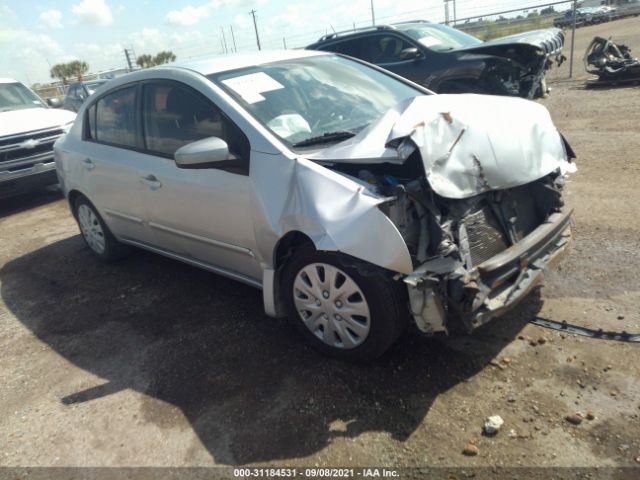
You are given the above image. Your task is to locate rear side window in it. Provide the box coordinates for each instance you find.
[67,84,78,99]
[319,37,373,62]
[94,86,137,148]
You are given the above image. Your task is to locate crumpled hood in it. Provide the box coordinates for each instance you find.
[0,108,76,138]
[309,94,576,199]
[456,28,564,57]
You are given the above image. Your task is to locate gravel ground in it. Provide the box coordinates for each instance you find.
[1,16,639,475]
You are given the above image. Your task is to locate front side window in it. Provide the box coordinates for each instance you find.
[209,55,422,148]
[95,86,137,148]
[142,82,249,161]
[370,34,417,63]
[0,82,46,112]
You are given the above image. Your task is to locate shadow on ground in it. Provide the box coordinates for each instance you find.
[0,187,63,219]
[568,81,640,91]
[0,237,541,464]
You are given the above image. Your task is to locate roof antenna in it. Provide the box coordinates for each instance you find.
[330,25,336,33]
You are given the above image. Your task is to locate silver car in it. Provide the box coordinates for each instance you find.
[54,50,576,361]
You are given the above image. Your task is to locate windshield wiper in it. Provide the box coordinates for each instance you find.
[292,130,356,148]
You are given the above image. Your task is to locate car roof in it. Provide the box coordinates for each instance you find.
[170,49,328,76]
[0,78,20,84]
[310,20,432,45]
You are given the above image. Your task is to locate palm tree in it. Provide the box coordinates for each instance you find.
[50,63,72,85]
[68,60,89,81]
[154,51,176,65]
[136,51,177,69]
[136,54,155,69]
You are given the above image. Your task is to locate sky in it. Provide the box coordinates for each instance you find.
[0,0,574,85]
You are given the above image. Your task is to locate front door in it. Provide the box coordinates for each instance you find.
[136,80,261,282]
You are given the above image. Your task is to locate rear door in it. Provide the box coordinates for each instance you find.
[80,84,155,243]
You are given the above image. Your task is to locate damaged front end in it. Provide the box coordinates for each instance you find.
[458,28,565,99]
[310,94,576,335]
[392,173,572,334]
[584,36,640,84]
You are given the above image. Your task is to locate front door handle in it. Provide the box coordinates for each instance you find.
[82,158,95,171]
[140,174,162,191]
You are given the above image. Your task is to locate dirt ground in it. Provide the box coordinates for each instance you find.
[1,17,639,476]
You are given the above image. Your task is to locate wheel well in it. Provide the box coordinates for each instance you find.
[67,190,85,217]
[273,231,314,269]
[436,77,485,94]
[267,231,315,318]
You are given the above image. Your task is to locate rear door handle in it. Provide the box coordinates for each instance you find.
[140,174,162,191]
[82,158,95,171]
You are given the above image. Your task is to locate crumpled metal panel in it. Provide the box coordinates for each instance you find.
[312,94,576,199]
[456,28,564,56]
[250,151,414,275]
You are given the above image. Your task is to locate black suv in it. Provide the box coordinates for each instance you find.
[306,20,564,99]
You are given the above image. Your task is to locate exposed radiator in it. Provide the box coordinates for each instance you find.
[463,206,509,266]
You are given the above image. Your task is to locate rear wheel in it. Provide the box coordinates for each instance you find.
[74,196,129,262]
[282,245,407,361]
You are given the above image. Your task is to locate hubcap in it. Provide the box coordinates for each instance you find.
[77,204,106,254]
[292,263,371,349]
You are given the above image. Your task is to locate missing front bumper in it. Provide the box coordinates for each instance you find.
[406,209,573,334]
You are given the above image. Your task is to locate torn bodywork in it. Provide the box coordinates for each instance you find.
[584,36,640,85]
[309,94,576,335]
[453,29,566,99]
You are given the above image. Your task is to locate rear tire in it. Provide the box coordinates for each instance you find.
[74,196,130,262]
[282,245,408,362]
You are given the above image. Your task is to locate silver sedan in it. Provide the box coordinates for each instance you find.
[54,50,575,361]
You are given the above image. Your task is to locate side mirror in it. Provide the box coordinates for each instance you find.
[47,97,62,108]
[175,136,234,169]
[399,47,422,60]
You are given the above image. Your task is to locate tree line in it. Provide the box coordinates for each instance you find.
[136,51,176,68]
[49,51,176,85]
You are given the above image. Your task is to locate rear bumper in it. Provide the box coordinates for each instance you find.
[406,209,573,333]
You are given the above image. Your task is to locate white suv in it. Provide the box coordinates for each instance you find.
[0,78,75,198]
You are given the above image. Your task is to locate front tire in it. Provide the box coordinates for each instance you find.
[282,245,408,361]
[74,196,129,262]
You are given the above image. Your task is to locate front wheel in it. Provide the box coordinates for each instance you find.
[282,245,408,361]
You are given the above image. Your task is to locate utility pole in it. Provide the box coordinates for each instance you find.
[370,0,375,26]
[230,25,237,52]
[249,10,261,51]
[569,0,577,78]
[221,27,228,53]
[283,37,287,49]
[124,48,133,70]
[453,0,457,25]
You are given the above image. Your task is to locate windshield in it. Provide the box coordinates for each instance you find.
[0,82,46,112]
[397,23,482,52]
[209,54,422,148]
